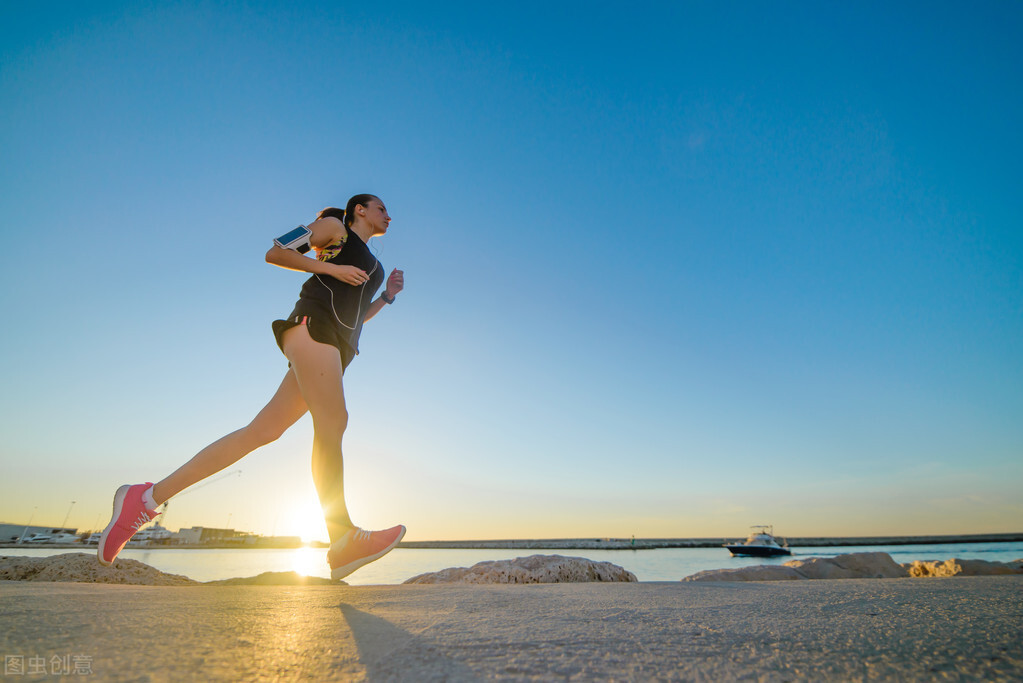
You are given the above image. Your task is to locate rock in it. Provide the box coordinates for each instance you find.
[684,552,1023,582]
[404,554,637,584]
[682,565,805,582]
[206,571,338,586]
[0,555,341,586]
[904,558,1023,578]
[682,552,907,582]
[0,553,198,585]
[944,558,1022,577]
[787,552,908,579]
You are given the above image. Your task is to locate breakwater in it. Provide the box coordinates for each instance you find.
[396,533,1023,551]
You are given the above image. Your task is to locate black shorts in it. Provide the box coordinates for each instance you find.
[272,313,356,371]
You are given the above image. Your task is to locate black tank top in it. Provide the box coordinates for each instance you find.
[290,228,384,355]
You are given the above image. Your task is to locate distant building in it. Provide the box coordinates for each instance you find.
[174,526,255,545]
[174,526,207,544]
[172,526,301,547]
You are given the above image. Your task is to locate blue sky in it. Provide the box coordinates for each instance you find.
[1,1,1020,541]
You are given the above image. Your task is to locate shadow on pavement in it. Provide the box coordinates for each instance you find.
[338,603,479,681]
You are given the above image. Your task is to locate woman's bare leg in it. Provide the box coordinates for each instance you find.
[151,370,308,505]
[281,324,354,544]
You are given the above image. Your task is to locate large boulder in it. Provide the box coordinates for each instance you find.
[787,552,908,579]
[904,558,1023,577]
[207,571,337,585]
[682,564,805,582]
[0,553,198,585]
[682,552,908,582]
[404,554,637,584]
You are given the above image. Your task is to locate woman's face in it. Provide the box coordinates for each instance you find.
[361,198,391,236]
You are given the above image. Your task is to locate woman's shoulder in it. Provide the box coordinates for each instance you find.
[313,218,349,261]
[307,216,348,255]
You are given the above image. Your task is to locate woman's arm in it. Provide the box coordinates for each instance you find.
[265,217,371,286]
[364,268,404,322]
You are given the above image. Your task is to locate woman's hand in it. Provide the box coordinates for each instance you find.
[363,268,405,322]
[331,264,370,285]
[386,269,404,297]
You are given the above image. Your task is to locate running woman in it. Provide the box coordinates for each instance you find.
[97,194,406,580]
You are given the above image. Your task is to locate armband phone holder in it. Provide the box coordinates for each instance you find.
[274,225,313,254]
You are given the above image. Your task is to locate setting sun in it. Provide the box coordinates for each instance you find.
[278,499,328,544]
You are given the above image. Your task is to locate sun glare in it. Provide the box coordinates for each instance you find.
[289,546,326,578]
[279,498,328,544]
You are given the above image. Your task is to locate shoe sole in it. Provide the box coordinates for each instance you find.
[330,525,406,581]
[97,484,131,566]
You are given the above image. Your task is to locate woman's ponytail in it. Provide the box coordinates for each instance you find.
[317,207,346,224]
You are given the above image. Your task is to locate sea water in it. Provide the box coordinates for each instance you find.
[5,541,1021,585]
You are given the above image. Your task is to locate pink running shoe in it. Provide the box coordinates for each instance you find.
[97,483,158,566]
[327,525,406,581]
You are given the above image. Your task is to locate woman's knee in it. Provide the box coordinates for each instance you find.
[312,409,349,439]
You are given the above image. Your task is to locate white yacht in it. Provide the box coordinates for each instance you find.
[724,525,792,557]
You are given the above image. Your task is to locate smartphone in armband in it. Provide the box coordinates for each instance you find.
[274,225,313,254]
